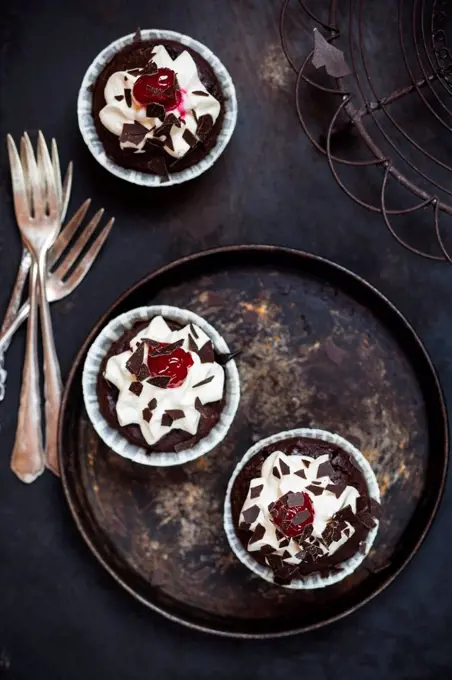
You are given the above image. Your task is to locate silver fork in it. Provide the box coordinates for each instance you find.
[8,132,63,482]
[0,141,72,401]
[0,200,114,354]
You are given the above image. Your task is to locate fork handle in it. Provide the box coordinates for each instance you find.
[11,262,45,483]
[0,301,30,353]
[38,252,62,476]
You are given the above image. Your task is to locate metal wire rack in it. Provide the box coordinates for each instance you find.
[280,0,452,261]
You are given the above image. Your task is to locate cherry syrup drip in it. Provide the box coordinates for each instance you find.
[269,491,315,538]
[147,342,193,389]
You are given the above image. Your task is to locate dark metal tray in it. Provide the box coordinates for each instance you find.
[59,246,448,638]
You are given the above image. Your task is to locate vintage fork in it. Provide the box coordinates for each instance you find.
[0,140,72,401]
[0,200,114,354]
[7,132,63,482]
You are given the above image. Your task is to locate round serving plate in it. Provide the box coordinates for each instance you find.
[58,246,448,638]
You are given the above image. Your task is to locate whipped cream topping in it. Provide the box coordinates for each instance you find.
[99,45,221,159]
[104,316,225,446]
[239,450,361,565]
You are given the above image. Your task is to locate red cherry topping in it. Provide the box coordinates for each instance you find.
[269,491,314,538]
[147,342,193,389]
[132,69,181,110]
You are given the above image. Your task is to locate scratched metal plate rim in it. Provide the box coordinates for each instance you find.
[58,245,449,638]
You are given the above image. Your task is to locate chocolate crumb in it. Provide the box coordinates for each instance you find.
[133,27,142,42]
[273,466,281,479]
[192,89,209,96]
[295,469,306,479]
[189,323,199,339]
[114,95,124,101]
[124,88,132,107]
[148,398,157,410]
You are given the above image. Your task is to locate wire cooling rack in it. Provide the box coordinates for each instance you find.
[281,0,452,261]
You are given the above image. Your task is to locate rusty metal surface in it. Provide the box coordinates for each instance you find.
[59,246,448,636]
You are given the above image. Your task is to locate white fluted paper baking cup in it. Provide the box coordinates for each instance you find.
[77,29,238,186]
[82,305,240,466]
[224,428,380,589]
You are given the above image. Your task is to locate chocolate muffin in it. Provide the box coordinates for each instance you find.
[227,431,380,587]
[91,33,225,177]
[98,315,236,454]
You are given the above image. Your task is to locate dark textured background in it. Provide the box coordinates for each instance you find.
[0,0,451,678]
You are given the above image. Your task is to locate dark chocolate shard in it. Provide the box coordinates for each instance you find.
[357,511,377,530]
[146,103,165,121]
[295,469,306,479]
[147,376,171,388]
[150,339,184,357]
[303,459,312,468]
[281,550,292,560]
[143,60,158,75]
[287,492,304,508]
[326,482,347,498]
[133,27,142,42]
[192,376,214,389]
[316,461,335,479]
[188,334,198,353]
[189,323,199,339]
[272,466,281,480]
[154,123,172,139]
[182,129,198,147]
[259,544,276,555]
[278,537,290,548]
[249,523,266,545]
[165,409,185,421]
[305,484,324,496]
[148,398,157,411]
[120,121,148,146]
[136,364,150,381]
[192,89,209,96]
[124,88,132,107]
[295,549,307,561]
[291,509,311,525]
[242,505,260,524]
[142,407,152,423]
[275,529,285,541]
[343,526,352,537]
[165,113,182,127]
[279,459,290,476]
[250,484,263,499]
[312,28,352,78]
[265,554,283,571]
[161,413,173,427]
[198,341,215,364]
[125,344,145,375]
[127,68,142,75]
[194,397,203,412]
[214,350,241,365]
[129,381,143,396]
[114,94,124,101]
[141,338,159,348]
[196,114,214,141]
[334,506,356,525]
